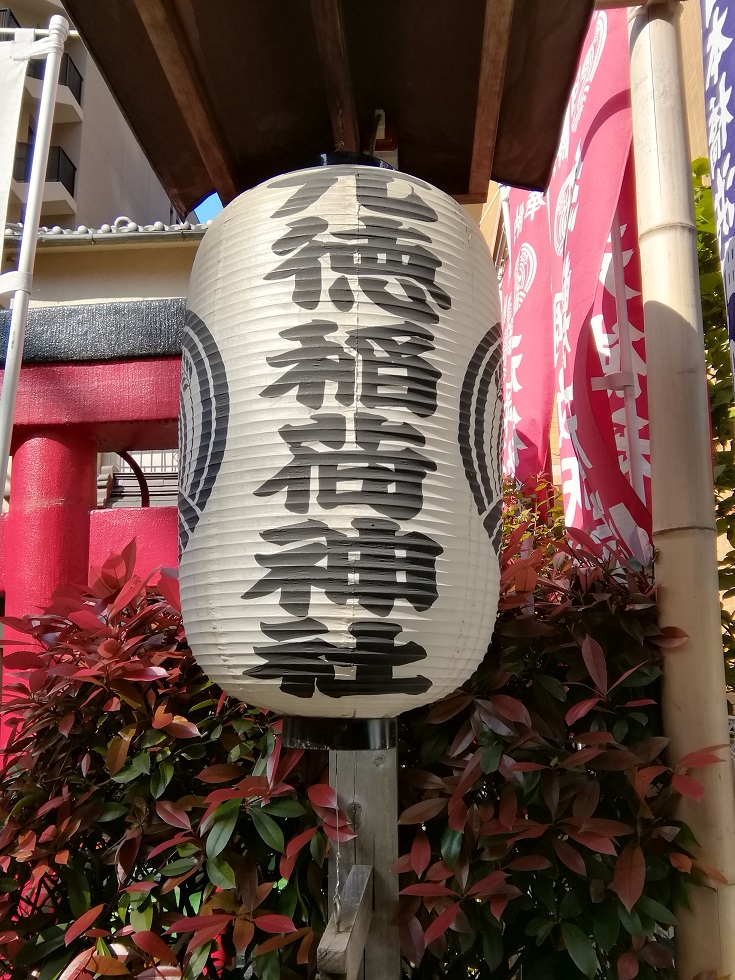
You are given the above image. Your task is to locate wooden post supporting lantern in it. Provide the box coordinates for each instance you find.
[178,160,504,978]
[629,3,735,977]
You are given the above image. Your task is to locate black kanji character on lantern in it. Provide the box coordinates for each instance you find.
[254,411,435,519]
[241,517,442,617]
[247,619,432,698]
[267,169,438,224]
[259,320,356,410]
[264,215,451,323]
[346,320,440,419]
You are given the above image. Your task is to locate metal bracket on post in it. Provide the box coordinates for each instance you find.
[317,865,374,980]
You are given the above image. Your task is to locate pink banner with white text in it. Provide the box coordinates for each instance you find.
[501,7,651,557]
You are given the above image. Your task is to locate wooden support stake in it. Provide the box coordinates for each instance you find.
[318,865,373,980]
[328,748,400,980]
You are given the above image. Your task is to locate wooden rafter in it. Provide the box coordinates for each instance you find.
[310,0,360,153]
[132,0,239,204]
[469,0,515,198]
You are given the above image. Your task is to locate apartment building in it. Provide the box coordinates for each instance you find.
[2,0,175,230]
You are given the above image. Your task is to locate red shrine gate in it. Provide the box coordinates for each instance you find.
[0,299,185,727]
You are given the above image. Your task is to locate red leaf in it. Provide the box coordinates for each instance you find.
[186,920,233,955]
[86,955,129,976]
[614,842,645,912]
[426,693,472,724]
[672,773,705,801]
[424,903,459,946]
[552,838,586,875]
[58,948,94,980]
[155,801,191,832]
[466,870,507,897]
[650,626,688,649]
[297,928,314,966]
[618,950,640,980]
[401,883,456,898]
[233,918,255,953]
[106,733,133,776]
[254,913,297,934]
[490,695,532,728]
[581,635,607,696]
[65,904,105,945]
[566,698,600,727]
[633,766,669,801]
[448,797,468,832]
[196,763,244,783]
[255,932,302,956]
[58,712,75,737]
[133,931,177,965]
[559,747,602,769]
[157,573,181,613]
[669,852,692,873]
[411,828,431,878]
[286,826,318,860]
[1,651,45,670]
[677,745,727,769]
[506,856,551,871]
[399,798,447,825]
[400,916,426,967]
[307,784,338,810]
[163,717,201,739]
[124,882,156,894]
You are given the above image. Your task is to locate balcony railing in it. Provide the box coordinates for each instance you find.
[13,143,77,198]
[28,52,83,106]
[0,9,20,30]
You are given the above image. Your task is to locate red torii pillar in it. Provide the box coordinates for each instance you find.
[0,357,181,736]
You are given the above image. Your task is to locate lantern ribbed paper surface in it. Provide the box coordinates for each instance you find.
[179,165,502,718]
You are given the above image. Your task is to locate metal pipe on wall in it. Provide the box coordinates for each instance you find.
[628,3,735,976]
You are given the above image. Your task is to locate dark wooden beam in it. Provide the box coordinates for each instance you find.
[132,0,239,205]
[469,0,515,198]
[310,0,360,153]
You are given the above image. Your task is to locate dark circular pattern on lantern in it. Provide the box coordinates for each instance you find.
[179,165,503,719]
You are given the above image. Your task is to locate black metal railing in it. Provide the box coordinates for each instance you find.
[13,143,77,198]
[28,52,83,105]
[0,9,20,30]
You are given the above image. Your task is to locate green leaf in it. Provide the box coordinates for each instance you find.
[560,923,599,979]
[637,895,678,926]
[184,940,213,980]
[250,806,285,852]
[593,901,619,952]
[206,855,236,889]
[0,876,18,891]
[161,857,198,877]
[15,927,66,968]
[481,743,503,773]
[536,674,566,701]
[440,827,463,869]
[61,866,91,918]
[206,799,241,859]
[482,926,503,971]
[310,831,325,865]
[130,902,154,932]
[262,799,307,818]
[98,803,129,822]
[151,759,174,799]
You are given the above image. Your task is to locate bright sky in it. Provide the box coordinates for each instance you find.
[194,192,223,223]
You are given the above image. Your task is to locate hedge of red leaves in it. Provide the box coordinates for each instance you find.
[0,514,724,980]
[393,516,725,979]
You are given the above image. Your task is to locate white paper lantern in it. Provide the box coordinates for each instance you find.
[179,164,502,721]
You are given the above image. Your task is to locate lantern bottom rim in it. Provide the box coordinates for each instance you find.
[282,716,397,751]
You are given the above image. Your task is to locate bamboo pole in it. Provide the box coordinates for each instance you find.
[628,4,735,977]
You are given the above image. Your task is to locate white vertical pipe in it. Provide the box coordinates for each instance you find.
[0,15,69,503]
[629,4,735,977]
[610,209,646,500]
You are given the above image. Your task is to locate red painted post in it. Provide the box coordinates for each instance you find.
[2,428,97,744]
[4,428,97,617]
